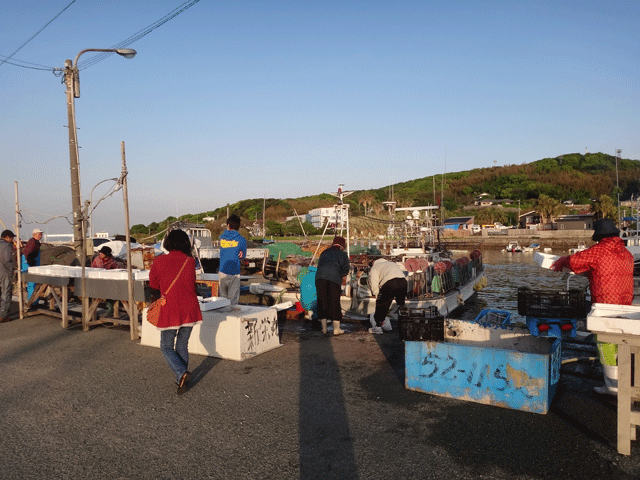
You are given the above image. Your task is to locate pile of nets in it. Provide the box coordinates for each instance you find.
[262,242,312,261]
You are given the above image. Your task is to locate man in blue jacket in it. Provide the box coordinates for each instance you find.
[219,214,247,305]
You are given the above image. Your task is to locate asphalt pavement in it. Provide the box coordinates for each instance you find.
[1,311,640,479]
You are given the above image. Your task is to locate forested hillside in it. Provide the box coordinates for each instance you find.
[131,152,640,237]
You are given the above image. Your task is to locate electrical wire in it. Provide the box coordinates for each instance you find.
[2,0,202,72]
[0,0,77,68]
[0,55,55,71]
[78,0,203,70]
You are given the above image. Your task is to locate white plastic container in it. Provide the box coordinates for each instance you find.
[199,297,231,311]
[534,252,559,269]
[587,303,640,336]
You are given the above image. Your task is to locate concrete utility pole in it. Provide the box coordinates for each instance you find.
[616,149,622,226]
[121,141,138,340]
[63,48,136,259]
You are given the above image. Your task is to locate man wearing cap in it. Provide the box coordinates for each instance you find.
[21,228,43,301]
[91,246,120,316]
[551,218,634,395]
[0,230,17,322]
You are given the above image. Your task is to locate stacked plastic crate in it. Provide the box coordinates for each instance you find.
[517,287,587,338]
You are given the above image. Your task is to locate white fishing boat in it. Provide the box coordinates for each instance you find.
[255,247,486,318]
[521,243,540,253]
[505,241,522,253]
[343,248,487,317]
[568,243,587,254]
[249,185,487,318]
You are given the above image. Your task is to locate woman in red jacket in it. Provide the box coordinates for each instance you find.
[149,229,202,395]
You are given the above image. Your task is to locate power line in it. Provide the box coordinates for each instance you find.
[78,0,203,70]
[1,0,202,73]
[0,56,54,71]
[0,0,77,68]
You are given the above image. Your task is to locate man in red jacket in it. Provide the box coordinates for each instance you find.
[551,218,634,395]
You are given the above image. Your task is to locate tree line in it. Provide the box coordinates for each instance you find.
[131,151,638,240]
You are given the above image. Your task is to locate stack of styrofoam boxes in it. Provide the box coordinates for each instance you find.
[28,265,82,277]
[28,265,150,281]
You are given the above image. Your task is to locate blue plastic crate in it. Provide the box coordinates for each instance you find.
[473,309,512,326]
[526,316,577,338]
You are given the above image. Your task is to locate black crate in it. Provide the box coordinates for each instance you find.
[517,287,587,319]
[398,306,445,341]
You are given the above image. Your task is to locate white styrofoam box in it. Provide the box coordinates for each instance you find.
[534,252,559,269]
[587,303,640,336]
[134,270,150,281]
[96,269,130,280]
[197,273,255,282]
[64,266,82,277]
[272,301,294,311]
[82,267,99,279]
[27,266,48,275]
[46,265,69,276]
[198,273,220,281]
[141,304,281,361]
[249,283,285,295]
[199,297,231,311]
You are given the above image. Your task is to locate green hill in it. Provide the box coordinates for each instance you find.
[131,152,640,238]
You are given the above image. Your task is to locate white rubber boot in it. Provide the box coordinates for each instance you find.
[333,321,344,336]
[321,319,327,334]
[594,365,618,395]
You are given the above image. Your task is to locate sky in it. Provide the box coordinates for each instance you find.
[1,0,639,237]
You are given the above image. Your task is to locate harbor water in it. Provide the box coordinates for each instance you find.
[454,249,590,323]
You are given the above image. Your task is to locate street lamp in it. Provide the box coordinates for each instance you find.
[616,149,622,226]
[64,48,136,258]
[87,177,121,240]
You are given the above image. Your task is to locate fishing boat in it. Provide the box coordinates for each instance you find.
[253,185,486,318]
[343,247,486,317]
[568,243,587,254]
[255,245,486,318]
[504,241,522,253]
[521,242,540,253]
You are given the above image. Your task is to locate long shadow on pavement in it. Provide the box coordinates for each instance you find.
[299,328,359,479]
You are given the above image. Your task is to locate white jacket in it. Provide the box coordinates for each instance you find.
[367,258,406,297]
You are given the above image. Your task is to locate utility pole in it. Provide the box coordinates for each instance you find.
[616,149,622,226]
[15,182,24,319]
[121,141,138,340]
[64,59,83,257]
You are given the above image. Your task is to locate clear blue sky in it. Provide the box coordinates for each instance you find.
[2,0,638,236]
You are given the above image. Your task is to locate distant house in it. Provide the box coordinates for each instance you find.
[555,214,594,231]
[285,214,309,223]
[519,211,542,229]
[444,216,474,230]
[308,207,347,229]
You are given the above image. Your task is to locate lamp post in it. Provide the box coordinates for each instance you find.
[63,48,136,259]
[616,149,622,226]
[87,177,120,240]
